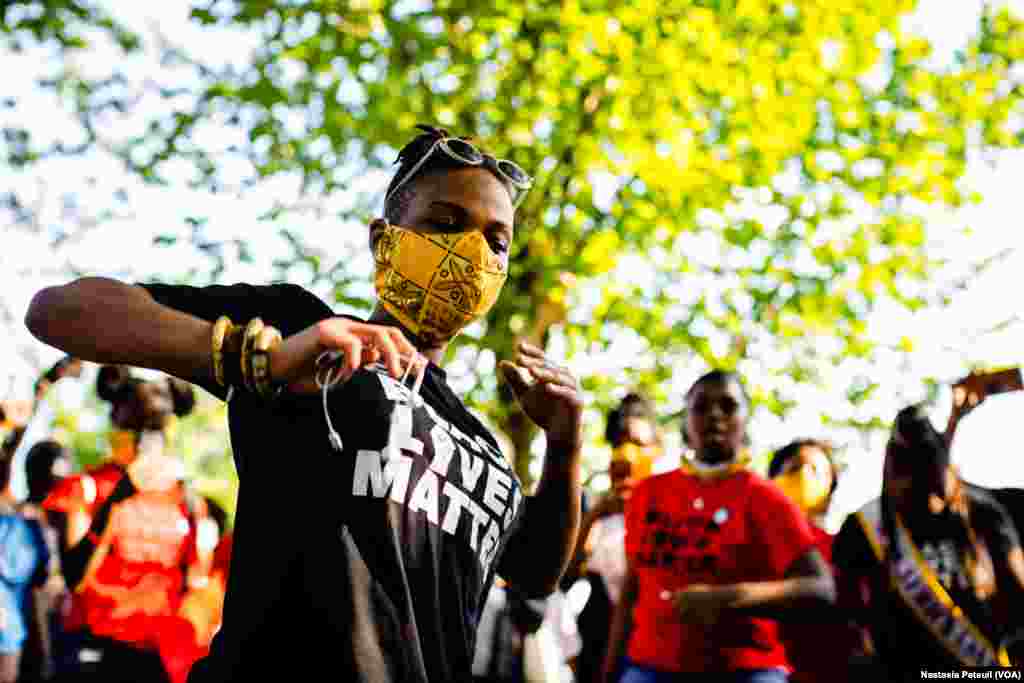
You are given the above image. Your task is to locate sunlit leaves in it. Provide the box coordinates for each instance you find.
[3,0,1023,478]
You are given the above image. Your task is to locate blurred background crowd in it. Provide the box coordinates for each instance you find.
[2,359,1022,681]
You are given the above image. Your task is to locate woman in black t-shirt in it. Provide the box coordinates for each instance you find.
[834,404,1024,677]
[25,125,585,683]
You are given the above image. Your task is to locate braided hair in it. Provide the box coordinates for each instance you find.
[383,124,512,224]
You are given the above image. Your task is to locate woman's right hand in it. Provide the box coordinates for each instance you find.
[269,318,424,394]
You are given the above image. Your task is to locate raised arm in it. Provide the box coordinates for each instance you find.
[26,277,420,394]
[26,277,215,386]
[495,342,584,597]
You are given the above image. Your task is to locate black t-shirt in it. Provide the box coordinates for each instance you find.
[140,283,526,682]
[834,488,1021,671]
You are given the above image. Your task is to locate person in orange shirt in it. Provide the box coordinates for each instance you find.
[42,366,197,683]
[69,430,199,683]
[603,370,835,683]
[44,366,195,553]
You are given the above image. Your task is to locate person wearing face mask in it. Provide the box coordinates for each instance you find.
[833,405,1024,678]
[580,394,662,597]
[602,371,835,683]
[768,440,865,683]
[607,393,661,488]
[25,124,585,683]
[571,394,661,683]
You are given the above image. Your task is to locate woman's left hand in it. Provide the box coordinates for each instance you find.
[499,341,583,454]
[673,584,740,625]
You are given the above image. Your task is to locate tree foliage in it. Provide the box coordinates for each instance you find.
[3,0,1023,484]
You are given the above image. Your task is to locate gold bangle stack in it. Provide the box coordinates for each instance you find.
[211,315,282,399]
[211,316,237,389]
[251,325,283,398]
[239,318,264,392]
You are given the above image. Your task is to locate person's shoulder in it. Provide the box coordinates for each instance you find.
[634,469,683,496]
[0,512,36,541]
[835,499,878,549]
[263,282,328,303]
[89,462,124,479]
[141,280,334,334]
[258,282,334,319]
[963,482,1002,508]
[326,362,412,423]
[744,470,789,502]
[963,483,1015,525]
[837,497,882,533]
[811,523,834,547]
[744,469,773,490]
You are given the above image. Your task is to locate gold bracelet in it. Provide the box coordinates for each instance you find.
[240,318,265,393]
[211,316,235,388]
[251,325,283,398]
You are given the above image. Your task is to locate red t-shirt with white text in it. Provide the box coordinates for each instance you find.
[624,469,816,673]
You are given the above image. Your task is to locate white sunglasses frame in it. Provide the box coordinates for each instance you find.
[385,137,533,209]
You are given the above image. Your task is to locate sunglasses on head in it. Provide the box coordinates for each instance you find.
[386,136,533,209]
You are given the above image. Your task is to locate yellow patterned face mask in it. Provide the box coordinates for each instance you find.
[774,468,831,515]
[373,222,508,345]
[612,443,660,482]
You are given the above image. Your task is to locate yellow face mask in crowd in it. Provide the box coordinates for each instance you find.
[373,221,508,345]
[613,442,660,482]
[774,465,831,515]
[109,429,138,466]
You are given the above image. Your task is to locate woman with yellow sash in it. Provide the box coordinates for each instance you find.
[833,405,1024,677]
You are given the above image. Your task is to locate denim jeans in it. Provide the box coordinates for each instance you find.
[619,661,789,683]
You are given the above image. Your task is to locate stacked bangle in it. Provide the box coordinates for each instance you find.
[211,316,236,389]
[211,315,281,399]
[240,318,265,392]
[251,325,283,398]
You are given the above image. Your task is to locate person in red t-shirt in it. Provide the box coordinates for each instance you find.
[602,370,835,683]
[768,440,866,683]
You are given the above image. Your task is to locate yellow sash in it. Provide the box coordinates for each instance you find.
[855,504,1010,666]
